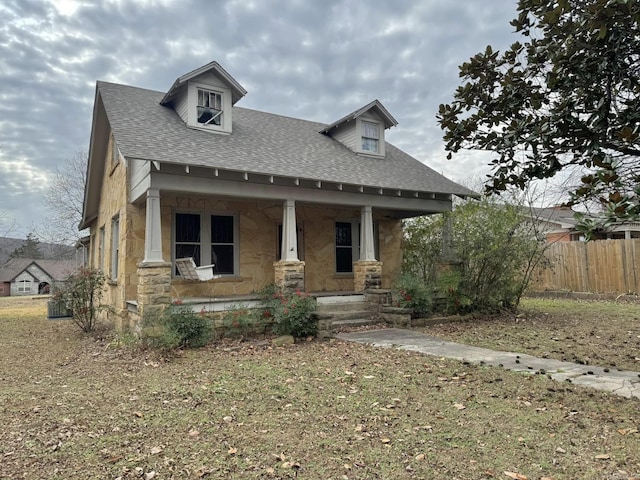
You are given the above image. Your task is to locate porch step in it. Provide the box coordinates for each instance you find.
[324,309,372,322]
[331,318,383,330]
[316,300,370,313]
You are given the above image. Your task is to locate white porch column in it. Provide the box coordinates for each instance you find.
[142,188,164,263]
[281,199,299,261]
[359,205,376,261]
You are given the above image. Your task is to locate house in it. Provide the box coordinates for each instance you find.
[79,61,476,329]
[0,258,76,296]
[530,206,640,242]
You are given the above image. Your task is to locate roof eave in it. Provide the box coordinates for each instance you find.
[160,61,247,105]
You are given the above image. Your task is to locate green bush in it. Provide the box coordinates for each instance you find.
[436,270,472,315]
[143,300,212,349]
[392,274,433,318]
[258,285,318,338]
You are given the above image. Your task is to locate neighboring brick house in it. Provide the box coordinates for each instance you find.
[0,259,76,296]
[79,61,476,328]
[531,206,640,242]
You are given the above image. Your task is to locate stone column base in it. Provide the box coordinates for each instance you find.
[136,261,172,329]
[354,260,383,293]
[273,260,305,293]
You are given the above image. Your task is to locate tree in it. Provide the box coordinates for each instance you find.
[41,151,88,245]
[438,0,640,235]
[402,197,548,313]
[9,232,44,260]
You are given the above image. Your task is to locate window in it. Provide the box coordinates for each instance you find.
[335,221,379,273]
[111,216,120,281]
[197,89,223,126]
[18,280,31,293]
[335,222,354,273]
[174,212,238,276]
[99,227,105,271]
[90,234,96,269]
[361,121,379,153]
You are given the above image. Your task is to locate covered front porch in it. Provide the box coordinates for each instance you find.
[123,163,453,324]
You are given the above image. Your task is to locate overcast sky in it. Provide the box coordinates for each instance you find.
[0,0,520,241]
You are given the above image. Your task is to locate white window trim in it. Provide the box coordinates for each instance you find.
[173,210,240,277]
[187,81,232,134]
[111,216,120,281]
[18,279,32,293]
[356,118,385,157]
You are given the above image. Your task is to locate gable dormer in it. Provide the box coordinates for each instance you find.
[160,61,247,134]
[320,100,398,157]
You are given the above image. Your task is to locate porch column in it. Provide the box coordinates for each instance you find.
[359,205,376,261]
[281,199,299,261]
[136,188,171,330]
[274,199,305,292]
[354,205,382,292]
[143,188,164,263]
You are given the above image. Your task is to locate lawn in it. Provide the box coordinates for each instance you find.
[0,296,638,480]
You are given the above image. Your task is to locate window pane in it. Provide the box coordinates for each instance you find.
[362,121,379,139]
[212,245,234,274]
[335,222,352,246]
[362,138,379,152]
[176,214,201,242]
[336,248,353,273]
[211,215,234,244]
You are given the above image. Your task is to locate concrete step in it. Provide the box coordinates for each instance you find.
[324,310,373,322]
[331,318,383,329]
[316,301,369,313]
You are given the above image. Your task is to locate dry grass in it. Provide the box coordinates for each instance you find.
[426,297,640,372]
[0,296,639,479]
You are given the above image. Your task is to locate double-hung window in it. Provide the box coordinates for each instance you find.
[98,227,105,271]
[111,216,120,281]
[361,121,380,153]
[197,89,223,127]
[335,221,379,273]
[174,212,237,276]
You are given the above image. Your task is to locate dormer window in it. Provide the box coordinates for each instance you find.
[362,121,380,153]
[197,89,223,126]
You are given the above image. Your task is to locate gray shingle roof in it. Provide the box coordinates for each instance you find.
[0,258,77,282]
[98,81,475,197]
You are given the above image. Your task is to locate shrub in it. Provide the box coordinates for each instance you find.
[259,285,318,338]
[52,268,110,333]
[143,300,212,349]
[221,306,259,338]
[392,274,433,318]
[436,270,472,315]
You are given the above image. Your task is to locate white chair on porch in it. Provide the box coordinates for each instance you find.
[175,258,220,281]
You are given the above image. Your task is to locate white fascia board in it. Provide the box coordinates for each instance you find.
[150,173,451,213]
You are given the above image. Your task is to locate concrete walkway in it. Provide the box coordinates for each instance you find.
[335,328,640,400]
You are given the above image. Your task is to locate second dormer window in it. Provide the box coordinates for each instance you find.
[197,89,223,126]
[362,121,380,153]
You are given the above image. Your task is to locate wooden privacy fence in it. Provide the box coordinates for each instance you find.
[530,239,640,294]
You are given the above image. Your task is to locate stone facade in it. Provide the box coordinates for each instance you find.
[136,261,172,323]
[273,260,305,293]
[353,260,383,293]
